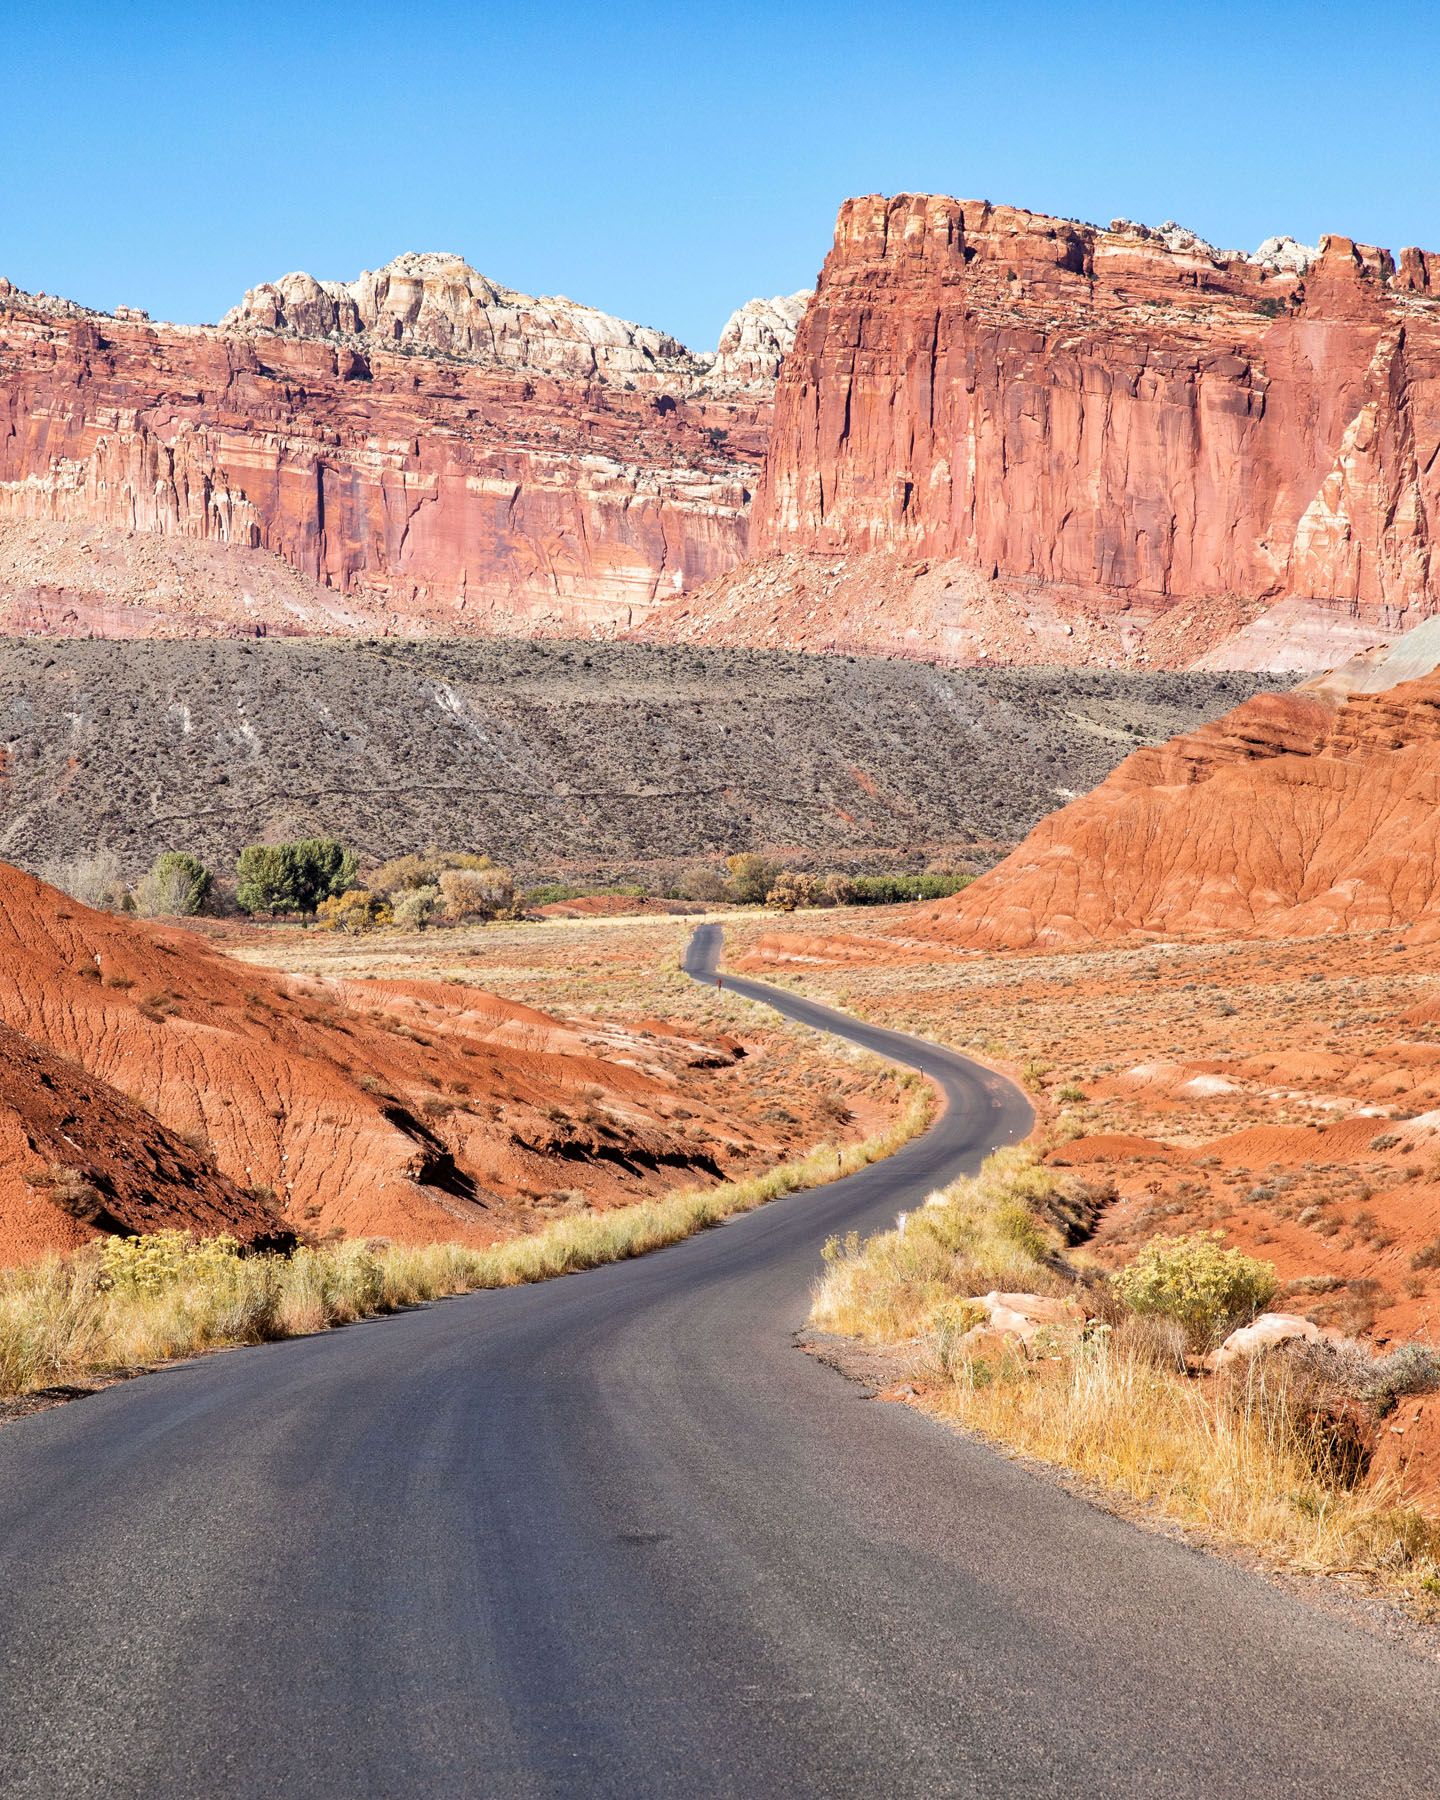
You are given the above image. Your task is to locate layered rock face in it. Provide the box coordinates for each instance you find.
[659,193,1440,668]
[0,259,802,636]
[910,646,1440,947]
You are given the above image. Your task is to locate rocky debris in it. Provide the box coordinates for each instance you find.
[0,637,1279,879]
[957,1289,1087,1356]
[1205,1312,1326,1371]
[672,189,1440,667]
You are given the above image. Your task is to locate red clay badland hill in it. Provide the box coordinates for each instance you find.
[0,861,802,1263]
[648,193,1440,672]
[902,632,1440,948]
[0,1018,285,1265]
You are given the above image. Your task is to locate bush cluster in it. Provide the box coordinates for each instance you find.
[41,838,970,929]
[677,855,973,912]
[1112,1231,1278,1350]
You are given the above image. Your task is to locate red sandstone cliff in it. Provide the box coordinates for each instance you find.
[0,260,802,637]
[648,194,1440,670]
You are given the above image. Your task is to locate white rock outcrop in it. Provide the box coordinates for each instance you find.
[1205,1312,1325,1371]
[957,1289,1087,1356]
[700,291,811,391]
[222,254,809,395]
[1250,235,1318,276]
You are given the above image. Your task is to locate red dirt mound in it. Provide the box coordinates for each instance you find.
[0,1021,284,1264]
[0,863,768,1258]
[907,673,1440,948]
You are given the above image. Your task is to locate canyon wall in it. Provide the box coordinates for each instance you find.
[653,194,1440,669]
[13,198,1440,663]
[0,259,801,637]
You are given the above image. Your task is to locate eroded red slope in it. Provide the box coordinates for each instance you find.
[908,674,1440,947]
[0,863,761,1255]
[0,1020,284,1264]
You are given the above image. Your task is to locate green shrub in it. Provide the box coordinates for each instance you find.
[845,873,974,905]
[522,882,587,907]
[391,884,440,930]
[1113,1231,1277,1349]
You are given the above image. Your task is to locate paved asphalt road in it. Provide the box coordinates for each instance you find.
[1,923,1438,1798]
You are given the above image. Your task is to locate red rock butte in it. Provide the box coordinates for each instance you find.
[651,193,1440,669]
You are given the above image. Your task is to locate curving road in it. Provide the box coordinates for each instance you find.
[1,924,1438,1797]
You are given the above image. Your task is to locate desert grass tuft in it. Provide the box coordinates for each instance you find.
[0,1079,932,1402]
[810,1144,1440,1604]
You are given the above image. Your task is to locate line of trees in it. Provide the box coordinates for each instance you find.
[42,841,969,929]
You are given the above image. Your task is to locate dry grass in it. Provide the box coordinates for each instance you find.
[811,1145,1072,1341]
[933,1339,1440,1593]
[1,1078,932,1403]
[736,908,1440,1352]
[811,1145,1440,1606]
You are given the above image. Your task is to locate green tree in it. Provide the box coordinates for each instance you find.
[136,851,212,918]
[236,839,357,915]
[236,844,298,915]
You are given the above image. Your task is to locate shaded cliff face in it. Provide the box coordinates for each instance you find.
[658,192,1440,669]
[0,261,800,637]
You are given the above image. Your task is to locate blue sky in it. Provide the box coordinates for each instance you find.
[6,1,1439,348]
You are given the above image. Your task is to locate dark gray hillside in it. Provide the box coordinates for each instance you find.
[0,639,1282,881]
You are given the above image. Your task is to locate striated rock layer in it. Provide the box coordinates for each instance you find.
[0,861,786,1260]
[0,260,804,637]
[908,640,1440,947]
[655,193,1440,669]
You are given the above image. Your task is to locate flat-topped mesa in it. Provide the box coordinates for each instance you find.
[820,191,1386,298]
[220,251,705,386]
